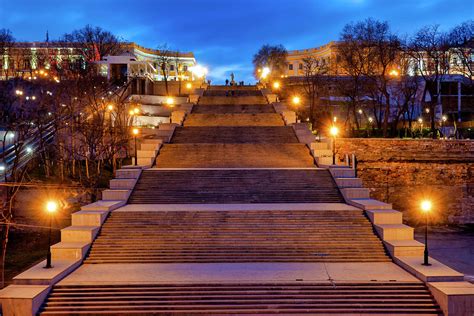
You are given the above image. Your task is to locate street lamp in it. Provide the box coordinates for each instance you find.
[44,200,58,269]
[420,200,432,266]
[107,104,114,111]
[330,126,339,165]
[273,81,281,90]
[132,128,139,166]
[292,96,301,106]
[186,83,192,90]
[166,97,175,107]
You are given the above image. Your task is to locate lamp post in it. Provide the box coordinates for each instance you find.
[330,126,339,165]
[132,128,139,166]
[44,200,58,269]
[420,200,432,266]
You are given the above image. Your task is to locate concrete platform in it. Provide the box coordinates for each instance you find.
[58,262,419,285]
[13,259,81,285]
[395,256,465,282]
[113,203,360,213]
[428,282,474,316]
[0,285,50,316]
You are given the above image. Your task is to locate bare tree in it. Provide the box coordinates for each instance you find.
[301,56,330,131]
[253,44,288,81]
[406,24,450,136]
[0,29,15,80]
[340,18,400,137]
[156,44,173,96]
[448,20,474,84]
[62,25,122,63]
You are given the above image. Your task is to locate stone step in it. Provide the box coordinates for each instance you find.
[349,198,393,210]
[84,209,387,264]
[171,126,299,144]
[115,168,141,179]
[109,178,136,190]
[192,104,275,114]
[155,144,315,168]
[101,189,130,201]
[60,226,100,243]
[341,188,370,199]
[366,209,403,225]
[310,142,330,151]
[71,210,109,226]
[80,200,124,212]
[312,149,333,157]
[50,242,91,260]
[38,282,441,315]
[128,169,344,204]
[384,240,425,257]
[375,224,414,241]
[329,167,356,178]
[335,177,363,188]
[137,149,159,158]
[140,143,161,151]
[184,113,284,127]
[135,157,154,166]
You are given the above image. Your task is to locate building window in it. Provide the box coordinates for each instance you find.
[289,64,293,70]
[299,63,303,70]
[183,65,188,71]
[170,64,175,71]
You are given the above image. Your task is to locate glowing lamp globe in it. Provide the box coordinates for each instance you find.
[46,201,58,214]
[330,126,339,137]
[421,200,432,213]
[292,96,300,105]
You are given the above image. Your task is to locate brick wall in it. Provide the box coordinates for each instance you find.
[336,139,474,225]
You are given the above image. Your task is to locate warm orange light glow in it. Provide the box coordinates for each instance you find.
[273,81,281,89]
[389,69,399,77]
[133,107,140,114]
[132,128,139,136]
[421,200,432,213]
[330,126,339,137]
[107,104,114,111]
[292,96,301,105]
[166,97,175,106]
[186,83,192,89]
[129,110,135,116]
[46,201,58,214]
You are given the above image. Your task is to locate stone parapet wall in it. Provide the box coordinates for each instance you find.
[336,139,474,224]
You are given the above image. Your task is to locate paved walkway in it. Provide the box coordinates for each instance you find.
[59,262,419,285]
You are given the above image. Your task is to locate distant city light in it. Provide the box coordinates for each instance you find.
[389,69,399,77]
[189,65,208,78]
[261,67,270,79]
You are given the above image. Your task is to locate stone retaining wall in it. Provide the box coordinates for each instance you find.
[336,139,474,225]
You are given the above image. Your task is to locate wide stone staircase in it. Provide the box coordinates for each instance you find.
[128,169,344,204]
[40,282,441,315]
[192,104,276,114]
[171,126,299,143]
[84,210,390,263]
[155,143,314,168]
[32,85,445,315]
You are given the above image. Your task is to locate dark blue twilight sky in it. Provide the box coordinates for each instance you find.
[1,0,473,83]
